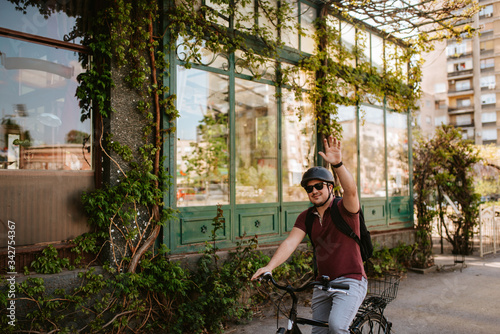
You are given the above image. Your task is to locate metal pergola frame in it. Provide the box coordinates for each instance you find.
[313,0,478,42]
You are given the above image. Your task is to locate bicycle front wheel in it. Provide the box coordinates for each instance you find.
[351,312,391,334]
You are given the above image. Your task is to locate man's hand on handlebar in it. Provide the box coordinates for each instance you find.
[251,267,272,281]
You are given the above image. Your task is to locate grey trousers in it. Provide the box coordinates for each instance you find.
[311,276,368,334]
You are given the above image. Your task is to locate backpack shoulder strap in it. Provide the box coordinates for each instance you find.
[330,197,361,245]
[304,206,318,277]
[305,207,315,246]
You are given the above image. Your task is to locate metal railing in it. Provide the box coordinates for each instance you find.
[431,204,499,257]
[479,205,499,257]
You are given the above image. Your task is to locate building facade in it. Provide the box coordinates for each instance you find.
[0,1,414,262]
[419,1,500,145]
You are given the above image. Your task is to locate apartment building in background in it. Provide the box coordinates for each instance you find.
[419,1,500,145]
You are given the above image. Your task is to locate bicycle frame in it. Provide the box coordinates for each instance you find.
[260,272,396,334]
[260,273,349,333]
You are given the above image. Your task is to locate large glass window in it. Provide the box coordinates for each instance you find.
[482,112,496,123]
[480,58,495,69]
[456,114,471,126]
[480,40,494,52]
[457,98,471,107]
[282,89,315,202]
[479,5,494,17]
[0,2,86,44]
[338,105,358,185]
[1,33,90,171]
[480,75,496,88]
[455,79,471,91]
[236,0,255,31]
[176,63,314,207]
[446,42,466,56]
[385,42,398,74]
[481,93,496,104]
[206,0,229,27]
[482,128,497,141]
[259,0,278,40]
[449,60,472,72]
[386,111,409,197]
[358,30,370,64]
[340,21,356,67]
[371,35,384,73]
[359,105,385,197]
[282,0,316,53]
[283,0,299,49]
[171,6,414,250]
[235,78,278,204]
[176,67,230,206]
[300,3,317,53]
[1,0,93,248]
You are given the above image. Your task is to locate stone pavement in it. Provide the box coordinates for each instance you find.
[226,253,500,333]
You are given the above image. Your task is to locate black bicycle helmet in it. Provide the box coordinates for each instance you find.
[300,166,334,187]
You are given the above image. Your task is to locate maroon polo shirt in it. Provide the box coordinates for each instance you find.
[294,198,366,281]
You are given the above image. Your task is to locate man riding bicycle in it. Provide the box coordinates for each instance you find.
[252,135,367,334]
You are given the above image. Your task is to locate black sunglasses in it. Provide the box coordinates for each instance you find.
[304,182,328,193]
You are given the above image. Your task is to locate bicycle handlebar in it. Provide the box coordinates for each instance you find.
[259,272,350,293]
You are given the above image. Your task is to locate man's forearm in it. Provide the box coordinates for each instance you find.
[333,163,359,213]
[265,238,297,271]
[334,164,357,196]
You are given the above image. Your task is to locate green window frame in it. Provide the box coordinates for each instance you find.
[163,1,414,253]
[164,1,319,253]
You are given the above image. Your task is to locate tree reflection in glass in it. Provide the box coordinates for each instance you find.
[176,67,229,206]
[0,37,91,170]
[235,78,277,204]
[359,105,386,197]
[387,111,409,197]
[282,89,315,202]
[337,105,358,189]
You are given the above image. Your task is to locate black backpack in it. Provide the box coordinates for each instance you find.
[305,197,373,275]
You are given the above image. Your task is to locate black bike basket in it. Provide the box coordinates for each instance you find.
[366,274,401,305]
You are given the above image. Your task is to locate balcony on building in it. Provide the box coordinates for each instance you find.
[481,49,494,56]
[446,51,472,60]
[481,85,496,91]
[448,106,474,114]
[447,68,473,79]
[481,102,497,110]
[479,29,494,40]
[449,119,475,128]
[480,65,495,73]
[447,87,474,96]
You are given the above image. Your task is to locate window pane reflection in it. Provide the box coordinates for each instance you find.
[176,67,230,206]
[1,1,87,44]
[259,0,278,40]
[340,21,356,67]
[387,111,409,197]
[206,0,229,27]
[360,105,385,197]
[235,78,277,203]
[338,105,358,186]
[301,3,316,53]
[282,89,315,202]
[0,37,91,170]
[372,35,384,73]
[282,0,299,49]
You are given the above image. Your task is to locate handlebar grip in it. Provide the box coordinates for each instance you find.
[328,283,350,290]
[259,272,273,282]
